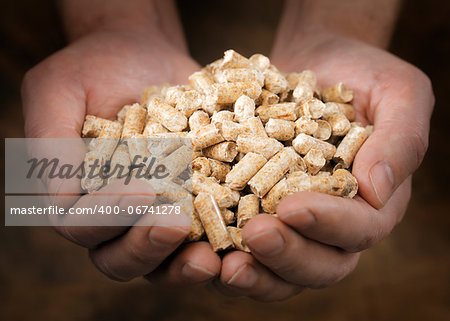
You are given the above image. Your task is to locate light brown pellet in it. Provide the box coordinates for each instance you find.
[142,119,169,137]
[194,192,234,252]
[227,227,250,252]
[192,172,239,208]
[208,158,231,182]
[221,120,248,141]
[148,97,188,132]
[255,89,280,106]
[249,53,270,72]
[265,119,295,141]
[237,194,260,228]
[241,116,268,137]
[208,81,262,104]
[190,124,225,150]
[292,133,336,160]
[82,115,114,138]
[221,49,251,69]
[310,169,358,198]
[186,209,205,242]
[323,102,351,136]
[261,171,310,213]
[189,110,211,131]
[333,125,369,168]
[293,70,316,104]
[189,70,214,95]
[234,95,255,122]
[248,147,298,197]
[295,116,319,136]
[263,68,288,94]
[225,152,267,190]
[121,103,147,138]
[221,208,236,225]
[192,157,212,176]
[176,90,203,117]
[236,134,283,159]
[304,149,326,175]
[218,68,264,86]
[202,141,238,162]
[314,120,332,140]
[322,82,353,103]
[107,143,131,183]
[256,102,297,123]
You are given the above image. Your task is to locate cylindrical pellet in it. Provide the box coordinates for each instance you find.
[192,172,239,208]
[236,134,283,159]
[208,159,231,182]
[122,103,147,138]
[208,81,262,104]
[176,90,203,117]
[227,227,250,252]
[189,70,214,95]
[333,126,369,167]
[189,110,210,131]
[237,194,259,228]
[192,157,212,176]
[234,95,255,122]
[322,82,353,103]
[82,115,114,138]
[194,192,234,252]
[304,149,326,175]
[225,152,267,190]
[148,97,188,132]
[241,116,268,137]
[190,124,224,150]
[292,133,336,160]
[265,119,295,141]
[202,141,238,162]
[256,102,297,123]
[314,120,332,140]
[248,147,298,197]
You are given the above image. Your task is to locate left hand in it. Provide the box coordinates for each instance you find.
[212,33,434,301]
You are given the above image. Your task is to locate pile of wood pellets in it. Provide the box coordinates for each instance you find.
[81,50,371,252]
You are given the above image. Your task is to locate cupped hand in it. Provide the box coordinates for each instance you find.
[214,34,434,301]
[21,28,222,285]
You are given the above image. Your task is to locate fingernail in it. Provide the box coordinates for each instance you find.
[149,226,188,247]
[227,264,258,289]
[182,262,216,281]
[369,161,395,206]
[281,209,316,228]
[245,229,285,257]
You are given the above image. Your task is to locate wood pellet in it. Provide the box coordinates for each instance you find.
[80,50,371,252]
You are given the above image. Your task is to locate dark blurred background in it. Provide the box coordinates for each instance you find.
[1,0,449,320]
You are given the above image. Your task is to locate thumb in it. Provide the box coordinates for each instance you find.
[353,71,434,209]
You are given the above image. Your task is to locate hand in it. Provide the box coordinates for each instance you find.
[21,27,223,284]
[213,34,434,301]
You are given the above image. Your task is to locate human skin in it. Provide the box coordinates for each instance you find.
[22,0,434,301]
[22,0,223,284]
[212,0,435,301]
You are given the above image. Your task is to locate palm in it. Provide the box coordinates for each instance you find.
[23,30,199,137]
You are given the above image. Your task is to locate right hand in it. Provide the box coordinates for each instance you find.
[22,28,222,284]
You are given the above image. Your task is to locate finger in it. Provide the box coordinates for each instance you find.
[277,177,411,252]
[354,71,433,209]
[89,222,190,282]
[242,215,360,288]
[213,251,302,302]
[146,242,221,287]
[52,179,156,249]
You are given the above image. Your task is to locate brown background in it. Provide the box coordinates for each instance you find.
[1,0,449,320]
